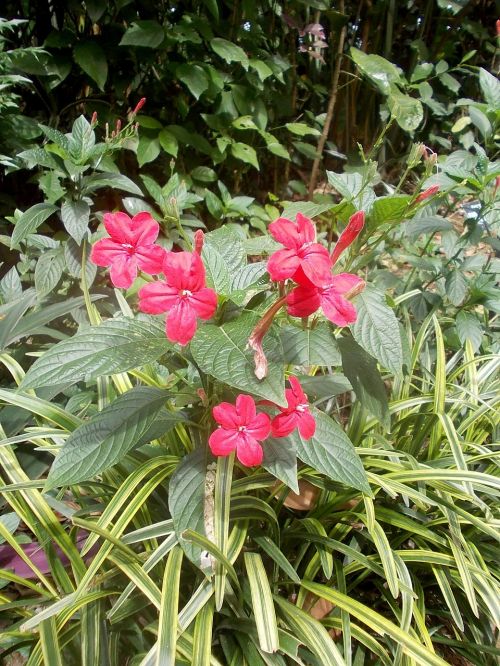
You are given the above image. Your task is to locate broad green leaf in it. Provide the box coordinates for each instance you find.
[191,313,286,406]
[439,72,460,93]
[204,226,246,273]
[280,324,341,367]
[231,142,259,170]
[280,201,333,220]
[0,266,22,301]
[11,203,58,248]
[249,59,273,81]
[73,41,108,91]
[388,91,423,132]
[285,122,321,137]
[455,311,483,352]
[479,67,500,108]
[176,63,209,100]
[351,287,403,374]
[370,195,411,226]
[168,447,209,567]
[350,47,401,94]
[61,200,90,244]
[45,388,180,489]
[201,243,231,294]
[0,291,37,351]
[21,316,171,389]
[262,437,298,493]
[244,553,279,653]
[445,270,468,306]
[120,21,165,48]
[34,249,64,296]
[159,128,179,157]
[405,215,453,239]
[39,124,70,152]
[68,115,96,163]
[191,166,217,183]
[211,38,249,70]
[64,237,97,285]
[137,135,161,166]
[469,106,492,138]
[229,262,268,306]
[298,374,352,402]
[288,408,370,494]
[338,336,390,431]
[82,173,142,196]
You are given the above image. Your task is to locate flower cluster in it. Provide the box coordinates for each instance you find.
[90,211,217,345]
[209,377,315,466]
[267,211,366,327]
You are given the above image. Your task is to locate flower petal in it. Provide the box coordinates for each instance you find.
[166,300,198,345]
[213,402,240,429]
[267,248,301,282]
[331,211,365,265]
[235,394,257,423]
[288,376,307,405]
[297,410,316,439]
[103,212,134,244]
[90,238,127,267]
[236,435,264,467]
[138,281,179,314]
[209,427,239,456]
[109,254,137,288]
[271,412,298,438]
[295,213,316,244]
[164,251,206,291]
[246,412,271,440]
[299,244,332,286]
[130,212,159,245]
[286,284,321,318]
[320,290,358,326]
[328,273,364,295]
[135,244,167,275]
[268,217,302,249]
[189,288,218,320]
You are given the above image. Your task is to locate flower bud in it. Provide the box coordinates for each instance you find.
[133,97,146,115]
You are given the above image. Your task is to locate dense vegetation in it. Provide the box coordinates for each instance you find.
[0,1,498,665]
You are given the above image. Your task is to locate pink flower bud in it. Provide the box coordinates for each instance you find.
[133,97,146,115]
[193,230,205,255]
[91,111,98,125]
[497,19,500,36]
[416,185,440,203]
[116,119,122,132]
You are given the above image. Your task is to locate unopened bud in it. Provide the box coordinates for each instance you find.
[133,97,146,115]
[194,230,204,255]
[416,185,440,203]
[91,111,98,125]
[496,19,500,36]
[116,119,122,132]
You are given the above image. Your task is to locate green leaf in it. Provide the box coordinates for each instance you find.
[338,336,390,431]
[351,287,403,374]
[61,200,90,244]
[350,47,401,94]
[191,167,217,183]
[262,437,298,493]
[370,195,411,226]
[168,447,209,567]
[11,203,58,248]
[211,38,249,70]
[479,67,500,108]
[244,553,279,653]
[439,72,460,94]
[469,106,492,138]
[280,324,341,366]
[445,270,468,306]
[158,128,179,157]
[285,122,320,137]
[289,408,370,494]
[249,59,273,81]
[388,92,423,132]
[73,42,108,91]
[229,262,268,306]
[204,226,246,273]
[191,313,286,406]
[176,63,209,100]
[280,201,333,220]
[34,249,64,296]
[21,316,171,389]
[82,173,142,196]
[68,115,95,163]
[120,21,165,48]
[455,311,483,352]
[231,142,259,170]
[137,135,160,167]
[201,243,231,295]
[157,546,183,665]
[45,388,178,488]
[405,215,453,239]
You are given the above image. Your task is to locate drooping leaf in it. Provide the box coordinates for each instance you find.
[73,42,108,91]
[455,311,483,352]
[21,316,171,389]
[280,324,341,366]
[176,64,209,100]
[350,48,401,94]
[61,200,90,244]
[82,173,142,196]
[210,38,249,70]
[45,388,180,488]
[351,287,403,374]
[262,437,298,493]
[136,135,160,167]
[231,142,259,170]
[119,21,165,48]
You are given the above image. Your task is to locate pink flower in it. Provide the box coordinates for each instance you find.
[267,213,332,287]
[331,211,365,265]
[209,394,271,466]
[138,251,217,345]
[415,185,439,203]
[271,376,316,439]
[90,212,166,288]
[286,271,365,327]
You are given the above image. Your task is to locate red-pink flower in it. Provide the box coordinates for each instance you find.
[331,211,365,265]
[415,185,439,203]
[286,271,365,327]
[209,394,271,466]
[271,376,316,439]
[90,212,165,288]
[267,213,332,286]
[138,251,217,345]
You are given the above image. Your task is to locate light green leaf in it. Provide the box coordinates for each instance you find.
[288,408,370,493]
[156,546,183,666]
[439,72,460,94]
[21,316,171,389]
[445,270,468,306]
[455,311,483,352]
[280,201,333,220]
[231,142,259,170]
[68,115,95,163]
[137,135,161,166]
[201,243,231,295]
[350,47,401,94]
[388,92,423,132]
[120,21,165,48]
[479,67,500,108]
[159,128,179,157]
[249,59,273,81]
[211,38,249,70]
[11,203,58,248]
[351,287,403,374]
[285,122,321,137]
[191,313,286,406]
[73,42,108,91]
[176,63,209,100]
[245,553,279,653]
[370,195,411,226]
[34,249,64,296]
[82,173,142,196]
[204,226,246,273]
[45,388,179,488]
[61,200,90,244]
[229,262,268,306]
[280,324,341,366]
[405,215,453,239]
[451,116,471,133]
